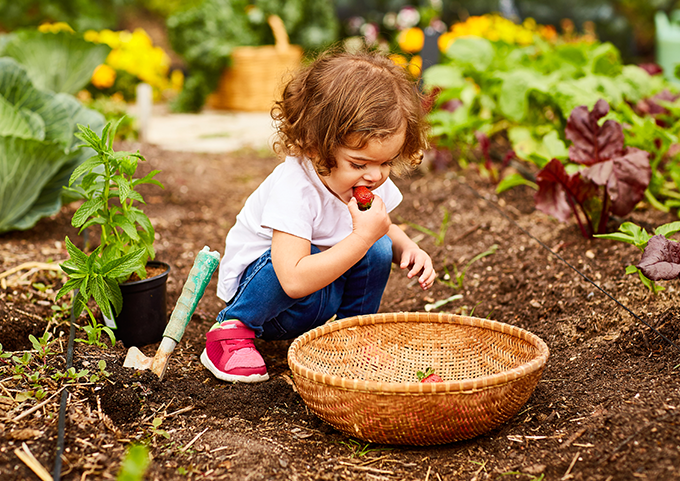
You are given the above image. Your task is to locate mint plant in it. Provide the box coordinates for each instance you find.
[56,118,164,328]
[534,99,652,238]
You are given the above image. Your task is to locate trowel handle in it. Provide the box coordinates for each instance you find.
[163,246,220,343]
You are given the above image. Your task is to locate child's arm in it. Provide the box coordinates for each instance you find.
[271,196,391,299]
[387,224,436,290]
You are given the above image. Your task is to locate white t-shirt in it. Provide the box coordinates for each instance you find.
[216,155,403,302]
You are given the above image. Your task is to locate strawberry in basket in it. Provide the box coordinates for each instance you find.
[353,186,374,211]
[417,367,443,383]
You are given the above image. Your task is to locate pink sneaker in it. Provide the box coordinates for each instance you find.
[200,320,269,383]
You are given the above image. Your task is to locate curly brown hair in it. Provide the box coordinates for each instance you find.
[271,48,429,176]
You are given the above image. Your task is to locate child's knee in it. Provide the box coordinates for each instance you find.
[367,235,393,265]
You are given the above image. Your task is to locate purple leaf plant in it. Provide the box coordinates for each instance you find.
[637,234,680,281]
[534,99,652,238]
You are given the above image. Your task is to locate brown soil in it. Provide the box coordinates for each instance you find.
[1,141,679,481]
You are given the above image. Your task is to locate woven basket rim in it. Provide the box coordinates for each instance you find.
[287,312,550,394]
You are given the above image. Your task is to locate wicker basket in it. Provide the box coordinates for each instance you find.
[287,312,549,446]
[208,15,303,112]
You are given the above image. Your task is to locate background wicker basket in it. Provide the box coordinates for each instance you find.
[287,312,549,446]
[208,15,303,112]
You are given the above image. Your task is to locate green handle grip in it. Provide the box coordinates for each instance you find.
[163,246,220,343]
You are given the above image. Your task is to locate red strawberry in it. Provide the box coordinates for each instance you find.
[417,367,443,383]
[353,186,374,211]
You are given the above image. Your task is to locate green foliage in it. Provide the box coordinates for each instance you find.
[77,303,117,348]
[439,244,499,290]
[0,0,132,31]
[338,438,391,458]
[0,58,105,233]
[83,96,139,141]
[0,327,109,403]
[148,417,170,439]
[29,331,55,360]
[117,444,151,481]
[167,0,339,112]
[0,29,110,95]
[397,209,451,246]
[56,119,163,323]
[595,221,680,293]
[424,35,674,166]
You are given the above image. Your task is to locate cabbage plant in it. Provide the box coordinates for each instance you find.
[0,29,110,95]
[0,58,105,232]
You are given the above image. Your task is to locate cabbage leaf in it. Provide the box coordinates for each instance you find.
[0,58,104,232]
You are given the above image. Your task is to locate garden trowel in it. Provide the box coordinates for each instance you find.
[123,246,220,380]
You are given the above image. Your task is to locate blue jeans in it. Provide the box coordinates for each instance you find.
[216,235,393,340]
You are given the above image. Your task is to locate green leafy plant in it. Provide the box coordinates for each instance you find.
[56,118,163,325]
[532,100,651,238]
[166,0,339,111]
[0,58,105,232]
[338,438,391,458]
[423,29,676,179]
[117,444,151,481]
[0,29,110,95]
[29,331,55,361]
[595,221,680,293]
[397,209,450,246]
[77,308,117,348]
[439,244,499,290]
[148,417,170,440]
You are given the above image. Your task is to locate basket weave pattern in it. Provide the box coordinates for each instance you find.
[208,15,303,112]
[287,312,549,445]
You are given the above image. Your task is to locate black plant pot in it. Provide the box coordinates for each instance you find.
[108,261,171,348]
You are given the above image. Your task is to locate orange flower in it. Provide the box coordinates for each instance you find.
[91,64,116,89]
[397,27,425,53]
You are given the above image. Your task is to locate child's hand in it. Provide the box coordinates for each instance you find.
[398,245,436,290]
[348,194,391,246]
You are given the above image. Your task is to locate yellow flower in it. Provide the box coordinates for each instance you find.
[170,69,184,92]
[408,55,422,77]
[83,30,99,43]
[390,54,408,67]
[397,27,425,53]
[99,29,122,48]
[38,22,74,34]
[91,64,116,89]
[438,32,456,53]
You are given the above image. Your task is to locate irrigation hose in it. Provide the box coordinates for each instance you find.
[459,178,680,354]
[52,289,76,480]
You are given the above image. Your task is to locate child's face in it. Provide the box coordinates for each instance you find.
[323,125,406,204]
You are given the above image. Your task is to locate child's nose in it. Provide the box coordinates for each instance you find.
[363,165,383,182]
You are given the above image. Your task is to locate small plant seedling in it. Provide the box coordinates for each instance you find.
[338,438,391,458]
[424,294,463,312]
[397,209,451,246]
[50,301,72,323]
[500,471,545,481]
[439,244,498,290]
[29,331,55,360]
[148,417,170,440]
[77,314,116,349]
[117,444,150,481]
[595,220,680,293]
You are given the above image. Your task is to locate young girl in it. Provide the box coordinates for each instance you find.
[201,49,436,383]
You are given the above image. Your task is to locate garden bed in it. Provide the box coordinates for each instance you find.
[1,142,679,480]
